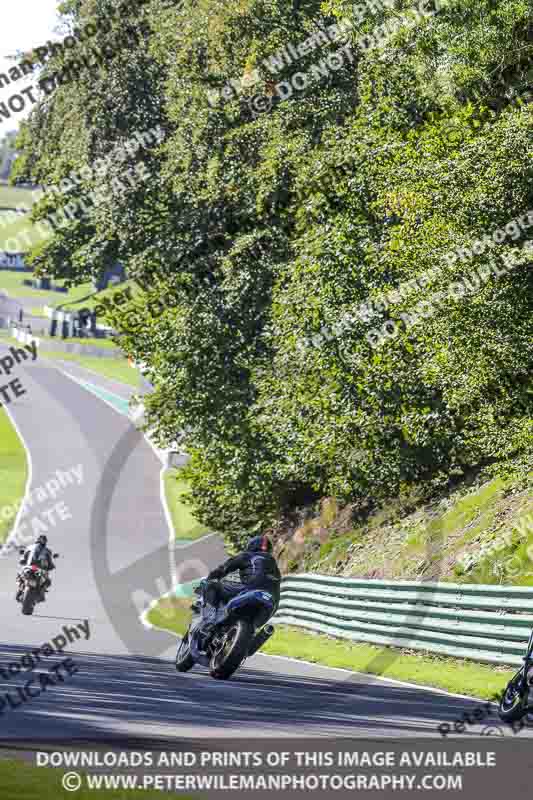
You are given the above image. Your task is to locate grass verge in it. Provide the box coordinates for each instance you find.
[0,333,141,389]
[0,758,193,799]
[0,269,93,302]
[164,470,209,541]
[0,407,28,543]
[0,185,36,208]
[147,600,515,701]
[0,215,48,253]
[62,280,139,312]
[47,353,142,388]
[147,596,193,636]
[260,626,515,701]
[38,335,121,351]
[0,184,43,252]
[146,472,210,630]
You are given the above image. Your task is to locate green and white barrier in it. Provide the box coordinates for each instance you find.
[274,574,533,666]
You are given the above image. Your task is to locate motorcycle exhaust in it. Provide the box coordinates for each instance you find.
[249,624,275,656]
[262,624,275,640]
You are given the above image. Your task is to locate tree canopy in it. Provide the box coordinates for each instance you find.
[13,0,533,548]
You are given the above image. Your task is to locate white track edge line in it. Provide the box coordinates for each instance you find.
[139,608,499,707]
[54,358,140,394]
[261,651,500,705]
[57,367,129,418]
[3,404,33,551]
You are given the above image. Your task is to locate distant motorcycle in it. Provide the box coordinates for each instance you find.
[175,579,275,680]
[499,628,533,722]
[16,550,59,616]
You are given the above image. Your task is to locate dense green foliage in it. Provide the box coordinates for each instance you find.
[13,0,532,549]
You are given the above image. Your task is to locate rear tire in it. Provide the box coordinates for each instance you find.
[21,587,37,616]
[175,633,195,672]
[209,619,252,680]
[247,624,275,658]
[499,675,528,722]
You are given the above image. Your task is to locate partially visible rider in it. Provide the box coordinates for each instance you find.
[203,535,281,624]
[17,535,56,599]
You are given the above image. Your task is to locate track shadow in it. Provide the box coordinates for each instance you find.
[0,646,529,743]
[26,615,92,623]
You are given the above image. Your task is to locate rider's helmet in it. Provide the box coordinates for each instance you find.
[37,535,48,546]
[247,535,272,553]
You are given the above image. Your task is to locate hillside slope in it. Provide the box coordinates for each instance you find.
[276,464,533,586]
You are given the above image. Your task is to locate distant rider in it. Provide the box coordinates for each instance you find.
[17,534,56,600]
[203,535,281,624]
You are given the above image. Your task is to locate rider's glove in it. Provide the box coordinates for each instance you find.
[208,567,223,581]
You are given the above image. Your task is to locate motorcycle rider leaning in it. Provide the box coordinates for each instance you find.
[203,535,281,624]
[18,535,56,599]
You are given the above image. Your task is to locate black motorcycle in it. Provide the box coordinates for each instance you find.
[499,628,533,722]
[16,550,59,616]
[175,579,275,680]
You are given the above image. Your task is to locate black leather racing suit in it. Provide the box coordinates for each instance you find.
[207,551,281,613]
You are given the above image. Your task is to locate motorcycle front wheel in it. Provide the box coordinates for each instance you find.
[21,587,37,616]
[175,631,195,672]
[209,619,252,680]
[499,672,528,723]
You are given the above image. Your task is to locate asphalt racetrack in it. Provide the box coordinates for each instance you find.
[0,347,530,743]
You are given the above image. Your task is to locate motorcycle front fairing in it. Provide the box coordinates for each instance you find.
[187,596,211,667]
[21,565,43,589]
[188,624,211,667]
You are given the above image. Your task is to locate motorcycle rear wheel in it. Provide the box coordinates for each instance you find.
[21,587,37,616]
[247,624,275,658]
[499,674,528,722]
[209,619,252,680]
[175,632,195,672]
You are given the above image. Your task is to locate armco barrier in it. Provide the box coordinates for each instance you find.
[273,574,533,666]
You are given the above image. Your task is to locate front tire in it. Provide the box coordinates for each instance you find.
[209,619,252,680]
[21,587,37,616]
[499,675,528,722]
[175,632,195,672]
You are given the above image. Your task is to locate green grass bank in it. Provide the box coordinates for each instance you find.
[0,758,193,799]
[0,407,28,543]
